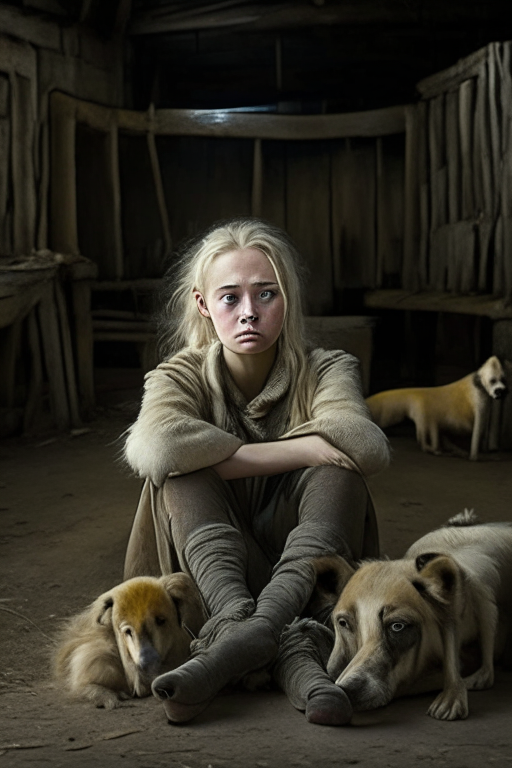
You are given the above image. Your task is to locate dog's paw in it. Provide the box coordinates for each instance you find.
[463,666,494,691]
[427,687,468,721]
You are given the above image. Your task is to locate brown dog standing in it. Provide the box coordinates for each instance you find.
[366,356,507,459]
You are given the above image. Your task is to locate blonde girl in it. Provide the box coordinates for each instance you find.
[124,217,389,724]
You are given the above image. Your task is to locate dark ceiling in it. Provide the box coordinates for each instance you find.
[5,0,512,112]
[128,1,512,112]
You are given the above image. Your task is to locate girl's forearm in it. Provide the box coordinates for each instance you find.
[212,440,308,480]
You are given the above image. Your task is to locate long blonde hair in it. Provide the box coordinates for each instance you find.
[158,218,313,425]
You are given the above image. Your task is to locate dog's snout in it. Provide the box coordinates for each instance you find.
[493,386,508,399]
[139,645,160,673]
[337,672,391,711]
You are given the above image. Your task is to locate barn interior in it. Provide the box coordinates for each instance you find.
[1,2,512,766]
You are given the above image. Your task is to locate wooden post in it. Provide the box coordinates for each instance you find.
[23,308,43,433]
[147,127,172,257]
[10,72,37,255]
[251,138,263,217]
[71,279,95,416]
[55,279,82,428]
[108,120,124,279]
[403,105,420,291]
[50,94,79,254]
[37,282,70,430]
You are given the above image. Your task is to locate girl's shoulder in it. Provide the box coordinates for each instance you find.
[307,346,359,372]
[145,346,210,388]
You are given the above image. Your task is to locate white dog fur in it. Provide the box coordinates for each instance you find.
[327,511,512,720]
[366,355,507,459]
[54,574,206,709]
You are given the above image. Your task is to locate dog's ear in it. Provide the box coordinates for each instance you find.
[159,573,206,637]
[314,555,356,595]
[97,596,114,627]
[412,554,461,608]
[306,555,356,622]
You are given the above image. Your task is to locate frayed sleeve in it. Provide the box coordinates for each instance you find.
[124,354,243,487]
[280,349,390,477]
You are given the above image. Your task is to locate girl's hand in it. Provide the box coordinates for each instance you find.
[212,435,357,480]
[291,435,358,471]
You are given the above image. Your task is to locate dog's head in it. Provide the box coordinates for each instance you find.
[476,356,508,400]
[96,574,205,697]
[326,554,463,711]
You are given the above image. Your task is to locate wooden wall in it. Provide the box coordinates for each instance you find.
[403,41,512,300]
[0,5,123,258]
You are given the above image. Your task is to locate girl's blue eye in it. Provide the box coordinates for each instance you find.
[223,295,237,304]
[260,290,275,300]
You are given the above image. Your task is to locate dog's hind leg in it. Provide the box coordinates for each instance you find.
[463,588,497,690]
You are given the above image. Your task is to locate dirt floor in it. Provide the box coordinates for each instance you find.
[1,403,512,768]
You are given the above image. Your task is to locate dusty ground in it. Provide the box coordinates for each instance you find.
[1,405,512,768]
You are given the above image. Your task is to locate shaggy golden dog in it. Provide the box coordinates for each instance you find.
[327,512,512,720]
[54,574,206,709]
[366,356,507,460]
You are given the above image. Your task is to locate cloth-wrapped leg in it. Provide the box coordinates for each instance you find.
[154,466,371,722]
[273,619,352,726]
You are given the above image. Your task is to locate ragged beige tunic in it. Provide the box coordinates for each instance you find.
[123,341,390,581]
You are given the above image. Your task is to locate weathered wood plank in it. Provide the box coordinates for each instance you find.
[0,5,61,51]
[50,93,79,254]
[363,288,512,319]
[11,73,37,255]
[260,140,286,229]
[459,79,475,220]
[147,130,173,258]
[376,135,404,288]
[445,89,460,225]
[108,123,124,280]
[52,92,406,140]
[119,133,165,280]
[54,279,82,428]
[417,100,429,288]
[71,279,95,416]
[402,104,420,291]
[499,43,512,299]
[286,141,333,314]
[251,138,263,217]
[417,45,488,99]
[37,282,70,430]
[0,116,11,255]
[331,138,377,300]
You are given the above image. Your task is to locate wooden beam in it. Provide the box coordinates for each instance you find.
[0,6,60,51]
[364,289,512,320]
[417,45,488,99]
[52,91,406,140]
[130,0,493,35]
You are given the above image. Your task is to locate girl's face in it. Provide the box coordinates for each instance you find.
[194,247,285,355]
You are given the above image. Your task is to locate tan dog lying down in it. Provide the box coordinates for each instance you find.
[366,356,507,460]
[54,575,206,709]
[327,511,512,720]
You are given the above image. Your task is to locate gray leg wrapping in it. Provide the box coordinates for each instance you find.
[182,523,255,618]
[273,619,352,726]
[153,521,350,722]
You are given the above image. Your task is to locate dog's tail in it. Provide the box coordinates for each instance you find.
[445,508,480,527]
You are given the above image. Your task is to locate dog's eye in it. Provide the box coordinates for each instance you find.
[390,622,406,633]
[490,378,497,385]
[337,617,349,629]
[123,628,132,637]
[155,616,166,626]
